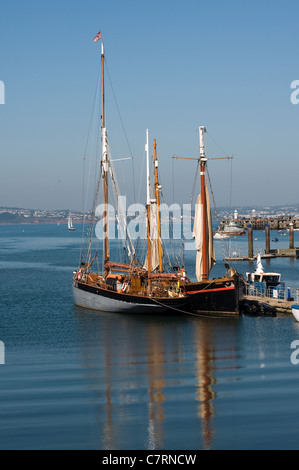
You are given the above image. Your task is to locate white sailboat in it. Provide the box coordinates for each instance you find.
[68,214,76,231]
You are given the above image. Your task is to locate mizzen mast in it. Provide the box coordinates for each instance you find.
[145,130,152,286]
[199,126,208,281]
[153,139,163,272]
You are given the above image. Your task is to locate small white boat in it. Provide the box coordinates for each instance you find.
[213,231,230,239]
[67,214,76,231]
[218,219,245,236]
[246,253,281,285]
[292,304,299,321]
[246,253,283,298]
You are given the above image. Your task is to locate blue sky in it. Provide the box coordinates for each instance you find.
[0,0,299,211]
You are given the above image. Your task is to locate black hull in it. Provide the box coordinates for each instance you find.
[184,276,241,315]
[73,275,243,316]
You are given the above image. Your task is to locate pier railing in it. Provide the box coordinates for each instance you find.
[245,284,299,302]
[224,247,264,260]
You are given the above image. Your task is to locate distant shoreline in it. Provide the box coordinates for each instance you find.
[0,220,83,226]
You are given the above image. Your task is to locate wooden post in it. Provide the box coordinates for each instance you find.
[265,224,270,254]
[248,224,253,259]
[289,223,294,249]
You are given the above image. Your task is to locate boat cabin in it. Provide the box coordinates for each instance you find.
[246,272,281,286]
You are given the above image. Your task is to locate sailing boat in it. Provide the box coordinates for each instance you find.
[183,126,243,315]
[72,32,189,314]
[68,214,76,231]
[73,32,243,316]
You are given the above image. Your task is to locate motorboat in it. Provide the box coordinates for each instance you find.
[246,253,283,298]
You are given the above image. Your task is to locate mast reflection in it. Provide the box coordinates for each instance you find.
[74,309,238,450]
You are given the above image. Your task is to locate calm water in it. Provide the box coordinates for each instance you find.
[1,224,299,450]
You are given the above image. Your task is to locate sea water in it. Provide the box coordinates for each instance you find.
[1,224,299,450]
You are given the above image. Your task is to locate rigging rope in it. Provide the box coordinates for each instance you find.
[80,63,102,265]
[104,56,136,203]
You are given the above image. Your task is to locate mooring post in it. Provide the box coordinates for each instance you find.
[248,224,253,259]
[265,223,270,254]
[289,222,294,249]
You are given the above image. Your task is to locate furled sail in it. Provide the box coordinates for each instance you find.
[143,202,161,272]
[193,184,216,281]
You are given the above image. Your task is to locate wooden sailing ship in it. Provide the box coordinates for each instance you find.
[73,31,242,315]
[177,126,242,315]
[73,32,189,314]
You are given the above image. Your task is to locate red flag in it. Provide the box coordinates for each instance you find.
[93,30,102,43]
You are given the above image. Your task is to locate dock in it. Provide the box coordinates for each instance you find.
[224,224,299,261]
[243,294,294,314]
[225,249,299,262]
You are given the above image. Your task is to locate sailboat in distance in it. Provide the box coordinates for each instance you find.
[67,214,76,231]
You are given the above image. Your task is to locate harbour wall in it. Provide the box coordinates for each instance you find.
[221,216,299,230]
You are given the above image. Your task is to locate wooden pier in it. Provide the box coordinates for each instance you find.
[225,249,299,262]
[224,224,299,261]
[243,294,293,314]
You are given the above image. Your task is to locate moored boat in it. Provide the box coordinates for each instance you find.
[174,126,243,315]
[219,219,245,235]
[245,253,283,298]
[292,304,299,321]
[213,231,230,239]
[73,32,189,314]
[73,32,243,316]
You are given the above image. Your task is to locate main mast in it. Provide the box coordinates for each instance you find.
[199,126,208,281]
[101,39,110,273]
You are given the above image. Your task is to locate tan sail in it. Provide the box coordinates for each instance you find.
[193,184,216,282]
[144,202,160,272]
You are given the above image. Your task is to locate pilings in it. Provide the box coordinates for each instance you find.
[265,224,270,254]
[248,224,253,259]
[224,222,299,261]
[290,222,294,249]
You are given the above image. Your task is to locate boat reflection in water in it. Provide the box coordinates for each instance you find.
[74,308,238,450]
